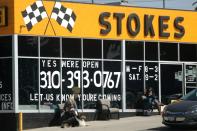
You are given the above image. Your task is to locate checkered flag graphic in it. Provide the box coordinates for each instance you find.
[51,2,76,32]
[21,1,47,31]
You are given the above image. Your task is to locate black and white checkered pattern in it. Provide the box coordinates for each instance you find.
[21,1,47,31]
[51,2,76,32]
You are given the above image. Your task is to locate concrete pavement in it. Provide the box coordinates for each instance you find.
[24,115,197,131]
[24,115,169,131]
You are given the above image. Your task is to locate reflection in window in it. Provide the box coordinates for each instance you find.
[103,40,121,59]
[0,36,12,57]
[18,36,38,57]
[180,43,197,62]
[145,42,158,61]
[83,39,101,59]
[40,37,60,57]
[126,62,144,109]
[126,41,144,60]
[0,59,13,110]
[104,61,122,109]
[62,38,81,58]
[160,42,178,61]
[19,58,38,110]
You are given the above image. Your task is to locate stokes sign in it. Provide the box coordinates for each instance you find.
[99,12,185,38]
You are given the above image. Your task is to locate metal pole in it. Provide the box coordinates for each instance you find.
[92,0,94,4]
[19,112,23,131]
[163,0,165,9]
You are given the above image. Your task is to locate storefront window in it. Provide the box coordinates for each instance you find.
[180,43,197,62]
[126,62,144,109]
[18,36,38,57]
[40,37,60,57]
[19,58,38,110]
[145,42,158,61]
[160,42,178,61]
[126,41,144,60]
[62,59,82,109]
[62,38,81,58]
[103,40,121,60]
[83,60,102,109]
[83,39,102,59]
[0,59,13,110]
[0,36,12,57]
[14,35,197,112]
[40,59,60,109]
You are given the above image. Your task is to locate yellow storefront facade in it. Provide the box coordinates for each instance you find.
[0,0,197,130]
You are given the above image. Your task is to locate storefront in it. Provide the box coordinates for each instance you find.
[0,0,197,130]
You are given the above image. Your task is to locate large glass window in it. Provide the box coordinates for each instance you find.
[103,40,121,60]
[126,62,144,109]
[180,43,197,62]
[16,35,197,112]
[126,41,144,60]
[0,36,12,57]
[104,61,122,109]
[18,36,38,57]
[83,39,101,59]
[19,58,38,110]
[62,38,81,58]
[0,59,13,110]
[83,60,102,109]
[145,42,158,61]
[40,37,60,57]
[160,42,178,61]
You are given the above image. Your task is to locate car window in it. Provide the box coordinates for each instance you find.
[181,89,197,101]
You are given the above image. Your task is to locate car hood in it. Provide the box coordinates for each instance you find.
[166,101,197,112]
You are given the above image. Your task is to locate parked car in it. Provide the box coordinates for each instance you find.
[162,88,197,127]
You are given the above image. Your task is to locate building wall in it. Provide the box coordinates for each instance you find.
[0,1,197,130]
[13,0,197,43]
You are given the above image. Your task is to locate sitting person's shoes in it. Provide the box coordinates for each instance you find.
[61,123,64,128]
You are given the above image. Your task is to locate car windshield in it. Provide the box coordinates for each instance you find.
[180,89,197,101]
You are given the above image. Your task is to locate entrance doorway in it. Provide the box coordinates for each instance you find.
[160,64,183,105]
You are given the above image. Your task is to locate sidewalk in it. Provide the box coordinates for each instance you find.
[24,115,165,131]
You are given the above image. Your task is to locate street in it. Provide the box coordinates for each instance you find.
[24,115,197,131]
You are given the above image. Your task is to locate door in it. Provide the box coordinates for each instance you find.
[160,64,183,105]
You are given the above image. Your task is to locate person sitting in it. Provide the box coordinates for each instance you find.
[61,95,79,128]
[142,87,163,115]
